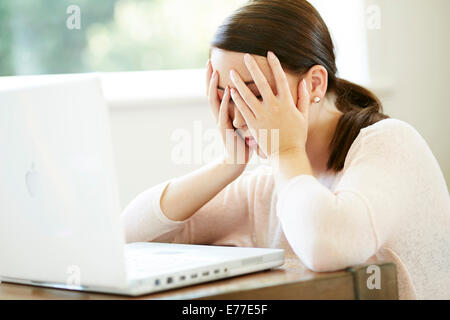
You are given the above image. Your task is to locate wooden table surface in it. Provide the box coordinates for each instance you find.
[0,259,398,300]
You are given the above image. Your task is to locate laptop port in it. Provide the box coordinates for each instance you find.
[179,275,186,281]
[202,271,209,276]
[167,277,173,284]
[191,273,198,279]
[214,269,220,274]
[154,279,160,286]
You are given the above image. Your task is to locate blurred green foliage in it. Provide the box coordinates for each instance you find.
[0,0,245,76]
[0,1,14,75]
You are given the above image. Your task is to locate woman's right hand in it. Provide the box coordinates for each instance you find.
[206,59,253,170]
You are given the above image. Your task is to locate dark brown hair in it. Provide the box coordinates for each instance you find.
[211,0,389,172]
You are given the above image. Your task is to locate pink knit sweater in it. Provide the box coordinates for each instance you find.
[121,119,450,299]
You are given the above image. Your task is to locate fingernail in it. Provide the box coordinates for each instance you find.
[244,53,251,63]
[230,70,239,83]
[212,70,217,78]
[206,59,210,67]
[268,51,276,60]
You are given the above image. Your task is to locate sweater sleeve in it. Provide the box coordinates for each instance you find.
[120,166,266,245]
[276,120,430,272]
[120,179,186,243]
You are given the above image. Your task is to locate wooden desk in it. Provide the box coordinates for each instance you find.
[0,260,398,300]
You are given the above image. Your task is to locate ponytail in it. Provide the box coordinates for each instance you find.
[327,78,389,172]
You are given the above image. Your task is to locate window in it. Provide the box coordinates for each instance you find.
[0,0,370,98]
[0,0,246,76]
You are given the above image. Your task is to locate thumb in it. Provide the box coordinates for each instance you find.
[297,79,310,120]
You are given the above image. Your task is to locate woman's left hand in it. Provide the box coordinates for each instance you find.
[229,51,310,160]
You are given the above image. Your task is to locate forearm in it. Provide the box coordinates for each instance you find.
[160,158,246,222]
[276,177,377,271]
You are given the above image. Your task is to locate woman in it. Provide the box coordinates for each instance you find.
[121,0,450,299]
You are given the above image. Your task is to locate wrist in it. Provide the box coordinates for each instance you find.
[269,146,306,163]
[269,146,311,174]
[269,146,313,190]
[218,156,247,178]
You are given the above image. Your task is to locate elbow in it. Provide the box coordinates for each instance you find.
[120,202,146,243]
[278,185,376,272]
[299,234,371,273]
[299,236,342,273]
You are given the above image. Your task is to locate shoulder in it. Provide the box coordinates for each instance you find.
[360,118,424,142]
[341,118,446,184]
[345,118,430,165]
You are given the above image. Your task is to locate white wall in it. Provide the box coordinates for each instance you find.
[366,0,450,189]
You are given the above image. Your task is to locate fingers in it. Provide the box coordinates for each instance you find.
[297,79,310,118]
[230,69,260,113]
[219,87,252,165]
[205,59,212,96]
[267,51,291,99]
[217,86,232,129]
[243,54,274,101]
[230,87,256,125]
[208,69,220,120]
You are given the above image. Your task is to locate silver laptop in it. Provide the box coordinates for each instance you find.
[0,75,284,296]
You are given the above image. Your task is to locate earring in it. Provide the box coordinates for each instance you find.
[314,97,321,103]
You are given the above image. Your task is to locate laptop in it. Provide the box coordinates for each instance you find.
[0,75,285,296]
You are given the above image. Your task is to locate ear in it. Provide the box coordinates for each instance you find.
[296,65,328,107]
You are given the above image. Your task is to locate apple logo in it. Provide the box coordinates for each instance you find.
[25,162,40,198]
